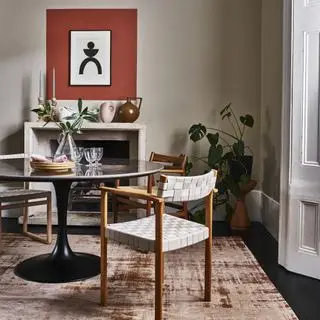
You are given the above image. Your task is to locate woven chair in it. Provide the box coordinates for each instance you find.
[100,169,218,320]
[0,154,52,253]
[113,152,188,222]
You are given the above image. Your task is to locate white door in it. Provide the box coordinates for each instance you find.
[280,0,320,279]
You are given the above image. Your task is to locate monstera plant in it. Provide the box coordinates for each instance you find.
[188,103,254,222]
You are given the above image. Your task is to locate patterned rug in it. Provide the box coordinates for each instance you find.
[0,233,297,320]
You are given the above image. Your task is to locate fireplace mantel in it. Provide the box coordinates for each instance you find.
[24,122,146,161]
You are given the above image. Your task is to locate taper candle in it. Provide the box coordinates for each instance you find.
[39,70,42,98]
[52,67,56,98]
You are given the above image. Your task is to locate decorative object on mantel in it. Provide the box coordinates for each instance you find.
[118,97,142,123]
[99,101,116,123]
[31,98,98,161]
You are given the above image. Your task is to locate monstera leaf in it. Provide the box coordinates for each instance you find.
[189,123,207,142]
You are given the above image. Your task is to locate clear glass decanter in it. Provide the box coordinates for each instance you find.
[54,131,77,161]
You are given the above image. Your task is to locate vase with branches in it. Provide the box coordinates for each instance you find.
[31,98,98,161]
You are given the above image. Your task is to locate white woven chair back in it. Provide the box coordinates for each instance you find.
[0,153,28,160]
[157,169,218,202]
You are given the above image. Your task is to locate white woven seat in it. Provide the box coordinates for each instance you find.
[107,213,208,252]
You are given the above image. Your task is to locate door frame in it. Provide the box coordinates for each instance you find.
[279,0,293,267]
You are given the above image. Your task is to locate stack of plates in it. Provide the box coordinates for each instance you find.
[30,161,75,173]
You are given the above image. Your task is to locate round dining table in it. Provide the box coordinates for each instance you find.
[0,158,164,283]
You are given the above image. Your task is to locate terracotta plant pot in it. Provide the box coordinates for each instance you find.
[230,179,257,230]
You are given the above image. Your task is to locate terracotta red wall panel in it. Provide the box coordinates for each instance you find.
[46,9,137,100]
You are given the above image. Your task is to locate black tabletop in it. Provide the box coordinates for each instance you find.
[0,158,164,182]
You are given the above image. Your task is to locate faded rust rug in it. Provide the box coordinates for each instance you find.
[0,234,297,320]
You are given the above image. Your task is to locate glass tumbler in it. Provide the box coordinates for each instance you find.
[95,147,103,165]
[84,148,96,166]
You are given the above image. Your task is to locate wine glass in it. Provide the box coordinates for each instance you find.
[94,147,103,165]
[75,147,84,164]
[84,148,96,166]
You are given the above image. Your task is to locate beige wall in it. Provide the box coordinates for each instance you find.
[0,0,262,183]
[260,0,283,202]
[216,0,261,181]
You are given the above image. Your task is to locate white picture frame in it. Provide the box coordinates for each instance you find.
[69,30,111,86]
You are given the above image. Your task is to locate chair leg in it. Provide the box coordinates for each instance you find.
[46,194,52,244]
[204,236,212,301]
[113,179,120,223]
[155,248,163,320]
[100,190,108,306]
[146,200,152,217]
[155,201,164,320]
[162,254,164,284]
[23,200,51,244]
[204,191,213,301]
[0,206,2,254]
[183,202,188,219]
[22,200,28,234]
[112,195,118,223]
[100,235,107,306]
[146,175,153,217]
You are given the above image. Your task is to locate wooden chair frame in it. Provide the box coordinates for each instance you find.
[113,152,188,222]
[0,154,52,252]
[0,191,52,251]
[100,176,214,320]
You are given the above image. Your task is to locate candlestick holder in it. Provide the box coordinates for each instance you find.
[38,97,44,106]
[51,97,57,107]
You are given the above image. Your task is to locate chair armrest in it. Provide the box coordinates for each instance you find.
[100,186,164,203]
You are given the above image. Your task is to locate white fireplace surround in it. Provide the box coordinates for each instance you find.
[19,121,146,224]
[24,121,146,161]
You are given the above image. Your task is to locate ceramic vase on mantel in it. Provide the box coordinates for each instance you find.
[118,97,142,123]
[99,102,116,123]
[54,132,77,161]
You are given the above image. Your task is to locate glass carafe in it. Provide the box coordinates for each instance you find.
[54,132,77,161]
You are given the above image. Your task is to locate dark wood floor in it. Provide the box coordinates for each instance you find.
[2,219,320,320]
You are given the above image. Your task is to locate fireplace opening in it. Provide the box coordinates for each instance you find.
[50,139,130,212]
[50,139,130,162]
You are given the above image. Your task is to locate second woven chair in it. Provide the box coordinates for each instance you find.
[112,152,188,222]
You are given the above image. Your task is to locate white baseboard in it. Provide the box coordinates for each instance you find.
[245,189,280,241]
[260,192,280,241]
[215,189,279,241]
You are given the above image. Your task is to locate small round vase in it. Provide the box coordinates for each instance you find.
[99,102,116,123]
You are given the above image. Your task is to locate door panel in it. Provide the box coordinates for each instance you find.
[281,0,320,279]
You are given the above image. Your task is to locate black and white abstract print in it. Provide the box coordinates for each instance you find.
[70,30,111,86]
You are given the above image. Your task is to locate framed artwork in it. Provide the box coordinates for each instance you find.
[69,30,111,86]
